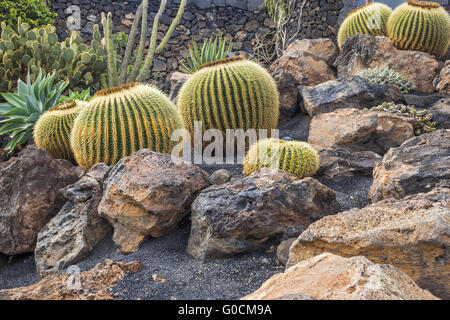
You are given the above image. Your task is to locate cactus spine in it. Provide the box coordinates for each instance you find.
[386,0,450,58]
[70,82,183,170]
[178,56,279,138]
[243,138,320,179]
[338,2,392,49]
[34,100,87,161]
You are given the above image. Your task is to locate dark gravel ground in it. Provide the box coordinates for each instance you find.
[0,112,373,299]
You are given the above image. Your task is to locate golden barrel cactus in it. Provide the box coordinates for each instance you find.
[387,0,450,58]
[70,82,183,170]
[178,56,279,138]
[243,138,320,179]
[33,100,87,161]
[338,2,393,49]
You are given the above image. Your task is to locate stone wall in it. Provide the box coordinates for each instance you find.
[49,0,346,88]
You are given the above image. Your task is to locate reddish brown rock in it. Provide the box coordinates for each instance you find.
[308,108,416,155]
[243,253,439,300]
[335,34,439,94]
[437,60,450,95]
[287,188,450,299]
[98,150,210,253]
[0,146,83,255]
[0,259,141,300]
[369,129,450,202]
[269,38,337,120]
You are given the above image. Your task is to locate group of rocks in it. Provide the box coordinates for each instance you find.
[0,33,449,300]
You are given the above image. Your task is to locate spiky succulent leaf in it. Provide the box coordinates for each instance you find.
[356,66,416,93]
[0,70,68,152]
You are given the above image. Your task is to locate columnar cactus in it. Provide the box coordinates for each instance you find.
[178,56,279,138]
[386,0,450,58]
[243,138,320,179]
[338,2,392,49]
[33,100,87,161]
[70,82,183,170]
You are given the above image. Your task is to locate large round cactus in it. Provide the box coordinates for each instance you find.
[338,2,393,49]
[34,100,87,161]
[70,82,183,170]
[178,56,279,139]
[243,138,320,179]
[387,0,450,58]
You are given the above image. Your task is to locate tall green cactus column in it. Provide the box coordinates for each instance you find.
[70,82,183,170]
[338,2,393,49]
[178,56,279,139]
[387,0,450,58]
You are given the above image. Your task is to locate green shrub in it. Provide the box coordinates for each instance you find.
[0,0,57,29]
[0,70,68,152]
[356,66,416,93]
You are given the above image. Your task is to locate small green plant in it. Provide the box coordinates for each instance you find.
[364,102,436,135]
[0,70,68,152]
[179,36,233,74]
[356,66,416,93]
[387,0,450,58]
[59,88,91,103]
[0,0,57,29]
[243,138,320,179]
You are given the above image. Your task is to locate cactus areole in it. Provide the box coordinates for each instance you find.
[178,56,279,139]
[387,0,450,57]
[70,82,183,170]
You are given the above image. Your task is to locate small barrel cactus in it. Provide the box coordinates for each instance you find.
[33,100,87,161]
[338,2,393,49]
[387,0,450,58]
[355,66,416,93]
[178,56,279,139]
[243,138,320,179]
[70,82,183,170]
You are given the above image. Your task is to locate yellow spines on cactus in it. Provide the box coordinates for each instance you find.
[386,0,450,58]
[70,82,183,170]
[33,100,87,161]
[338,2,393,49]
[178,56,279,139]
[243,138,320,179]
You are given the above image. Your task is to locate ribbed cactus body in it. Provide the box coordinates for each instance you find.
[178,56,279,138]
[338,2,392,49]
[34,100,87,161]
[70,82,183,170]
[243,138,320,179]
[387,0,450,58]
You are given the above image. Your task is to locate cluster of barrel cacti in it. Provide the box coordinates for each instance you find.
[355,66,416,93]
[366,102,436,135]
[338,1,450,58]
[0,18,107,92]
[243,138,320,179]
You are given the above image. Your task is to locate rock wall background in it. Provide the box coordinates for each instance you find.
[49,0,346,88]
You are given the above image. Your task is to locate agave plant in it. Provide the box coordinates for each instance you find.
[0,70,68,152]
[179,36,233,74]
[59,88,92,103]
